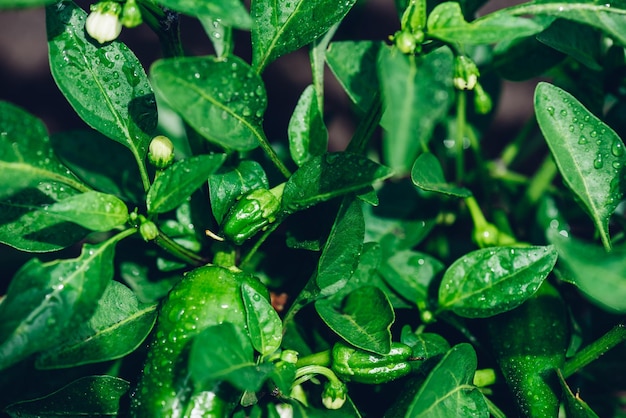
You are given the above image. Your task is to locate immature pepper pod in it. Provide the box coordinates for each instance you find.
[330,342,413,384]
[221,185,283,245]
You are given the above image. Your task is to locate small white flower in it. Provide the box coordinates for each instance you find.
[148,135,175,169]
[85,5,122,44]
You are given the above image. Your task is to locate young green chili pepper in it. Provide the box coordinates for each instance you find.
[129,265,268,417]
[221,187,282,245]
[486,281,569,417]
[331,342,413,384]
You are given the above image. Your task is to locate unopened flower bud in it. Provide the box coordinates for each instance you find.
[139,220,159,241]
[85,2,122,44]
[453,55,479,91]
[148,135,175,169]
[121,0,142,28]
[321,380,347,410]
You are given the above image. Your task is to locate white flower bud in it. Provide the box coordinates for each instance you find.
[148,135,175,169]
[85,2,122,44]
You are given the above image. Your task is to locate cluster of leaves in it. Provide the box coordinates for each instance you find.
[2,0,626,416]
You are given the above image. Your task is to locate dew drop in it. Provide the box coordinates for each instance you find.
[547,106,555,116]
[611,139,625,157]
[568,125,575,132]
[578,136,588,145]
[590,130,598,138]
[560,109,567,117]
[594,153,604,169]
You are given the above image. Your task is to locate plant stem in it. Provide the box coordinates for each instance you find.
[456,90,467,184]
[296,350,332,368]
[483,396,507,418]
[563,321,626,378]
[524,154,557,207]
[154,230,206,266]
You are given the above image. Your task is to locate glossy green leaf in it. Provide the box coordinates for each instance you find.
[281,152,393,213]
[251,0,357,72]
[506,1,626,47]
[0,183,90,252]
[411,152,472,197]
[0,101,88,200]
[242,282,282,356]
[549,230,626,313]
[378,45,454,174]
[46,1,156,162]
[38,191,128,231]
[438,245,558,318]
[379,249,444,308]
[151,56,267,151]
[189,322,274,392]
[156,0,251,29]
[558,370,600,418]
[427,2,546,45]
[146,154,226,214]
[288,84,328,167]
[535,82,626,250]
[199,16,234,58]
[208,160,269,224]
[316,286,394,355]
[326,41,382,114]
[35,281,157,369]
[400,328,451,371]
[493,32,565,81]
[316,198,364,295]
[0,232,125,371]
[0,0,56,7]
[405,343,488,417]
[51,129,144,203]
[536,19,602,71]
[4,375,129,418]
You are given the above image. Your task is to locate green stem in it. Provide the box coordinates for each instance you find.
[296,350,332,368]
[524,154,557,207]
[456,91,467,184]
[310,23,339,114]
[257,130,292,179]
[293,365,342,388]
[499,117,536,167]
[239,220,282,270]
[483,396,507,418]
[562,321,626,378]
[465,195,489,231]
[138,0,184,58]
[154,230,206,266]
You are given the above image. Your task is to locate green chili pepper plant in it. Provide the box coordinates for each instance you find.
[2,0,626,416]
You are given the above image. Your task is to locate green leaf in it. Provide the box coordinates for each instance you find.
[427,2,546,45]
[189,322,274,392]
[40,191,128,231]
[0,101,88,200]
[405,343,488,417]
[46,1,156,163]
[549,230,626,313]
[208,160,269,224]
[379,249,445,308]
[281,152,393,213]
[316,198,364,294]
[4,375,129,417]
[411,152,472,198]
[326,41,382,114]
[288,84,328,167]
[156,0,251,29]
[378,45,454,174]
[535,82,626,250]
[400,328,451,370]
[536,19,603,71]
[315,286,394,355]
[438,245,558,318]
[35,281,157,369]
[242,282,282,356]
[558,370,600,418]
[0,183,90,252]
[146,154,226,214]
[151,56,267,151]
[0,232,125,371]
[251,0,357,72]
[51,129,144,203]
[506,1,626,47]
[0,0,56,7]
